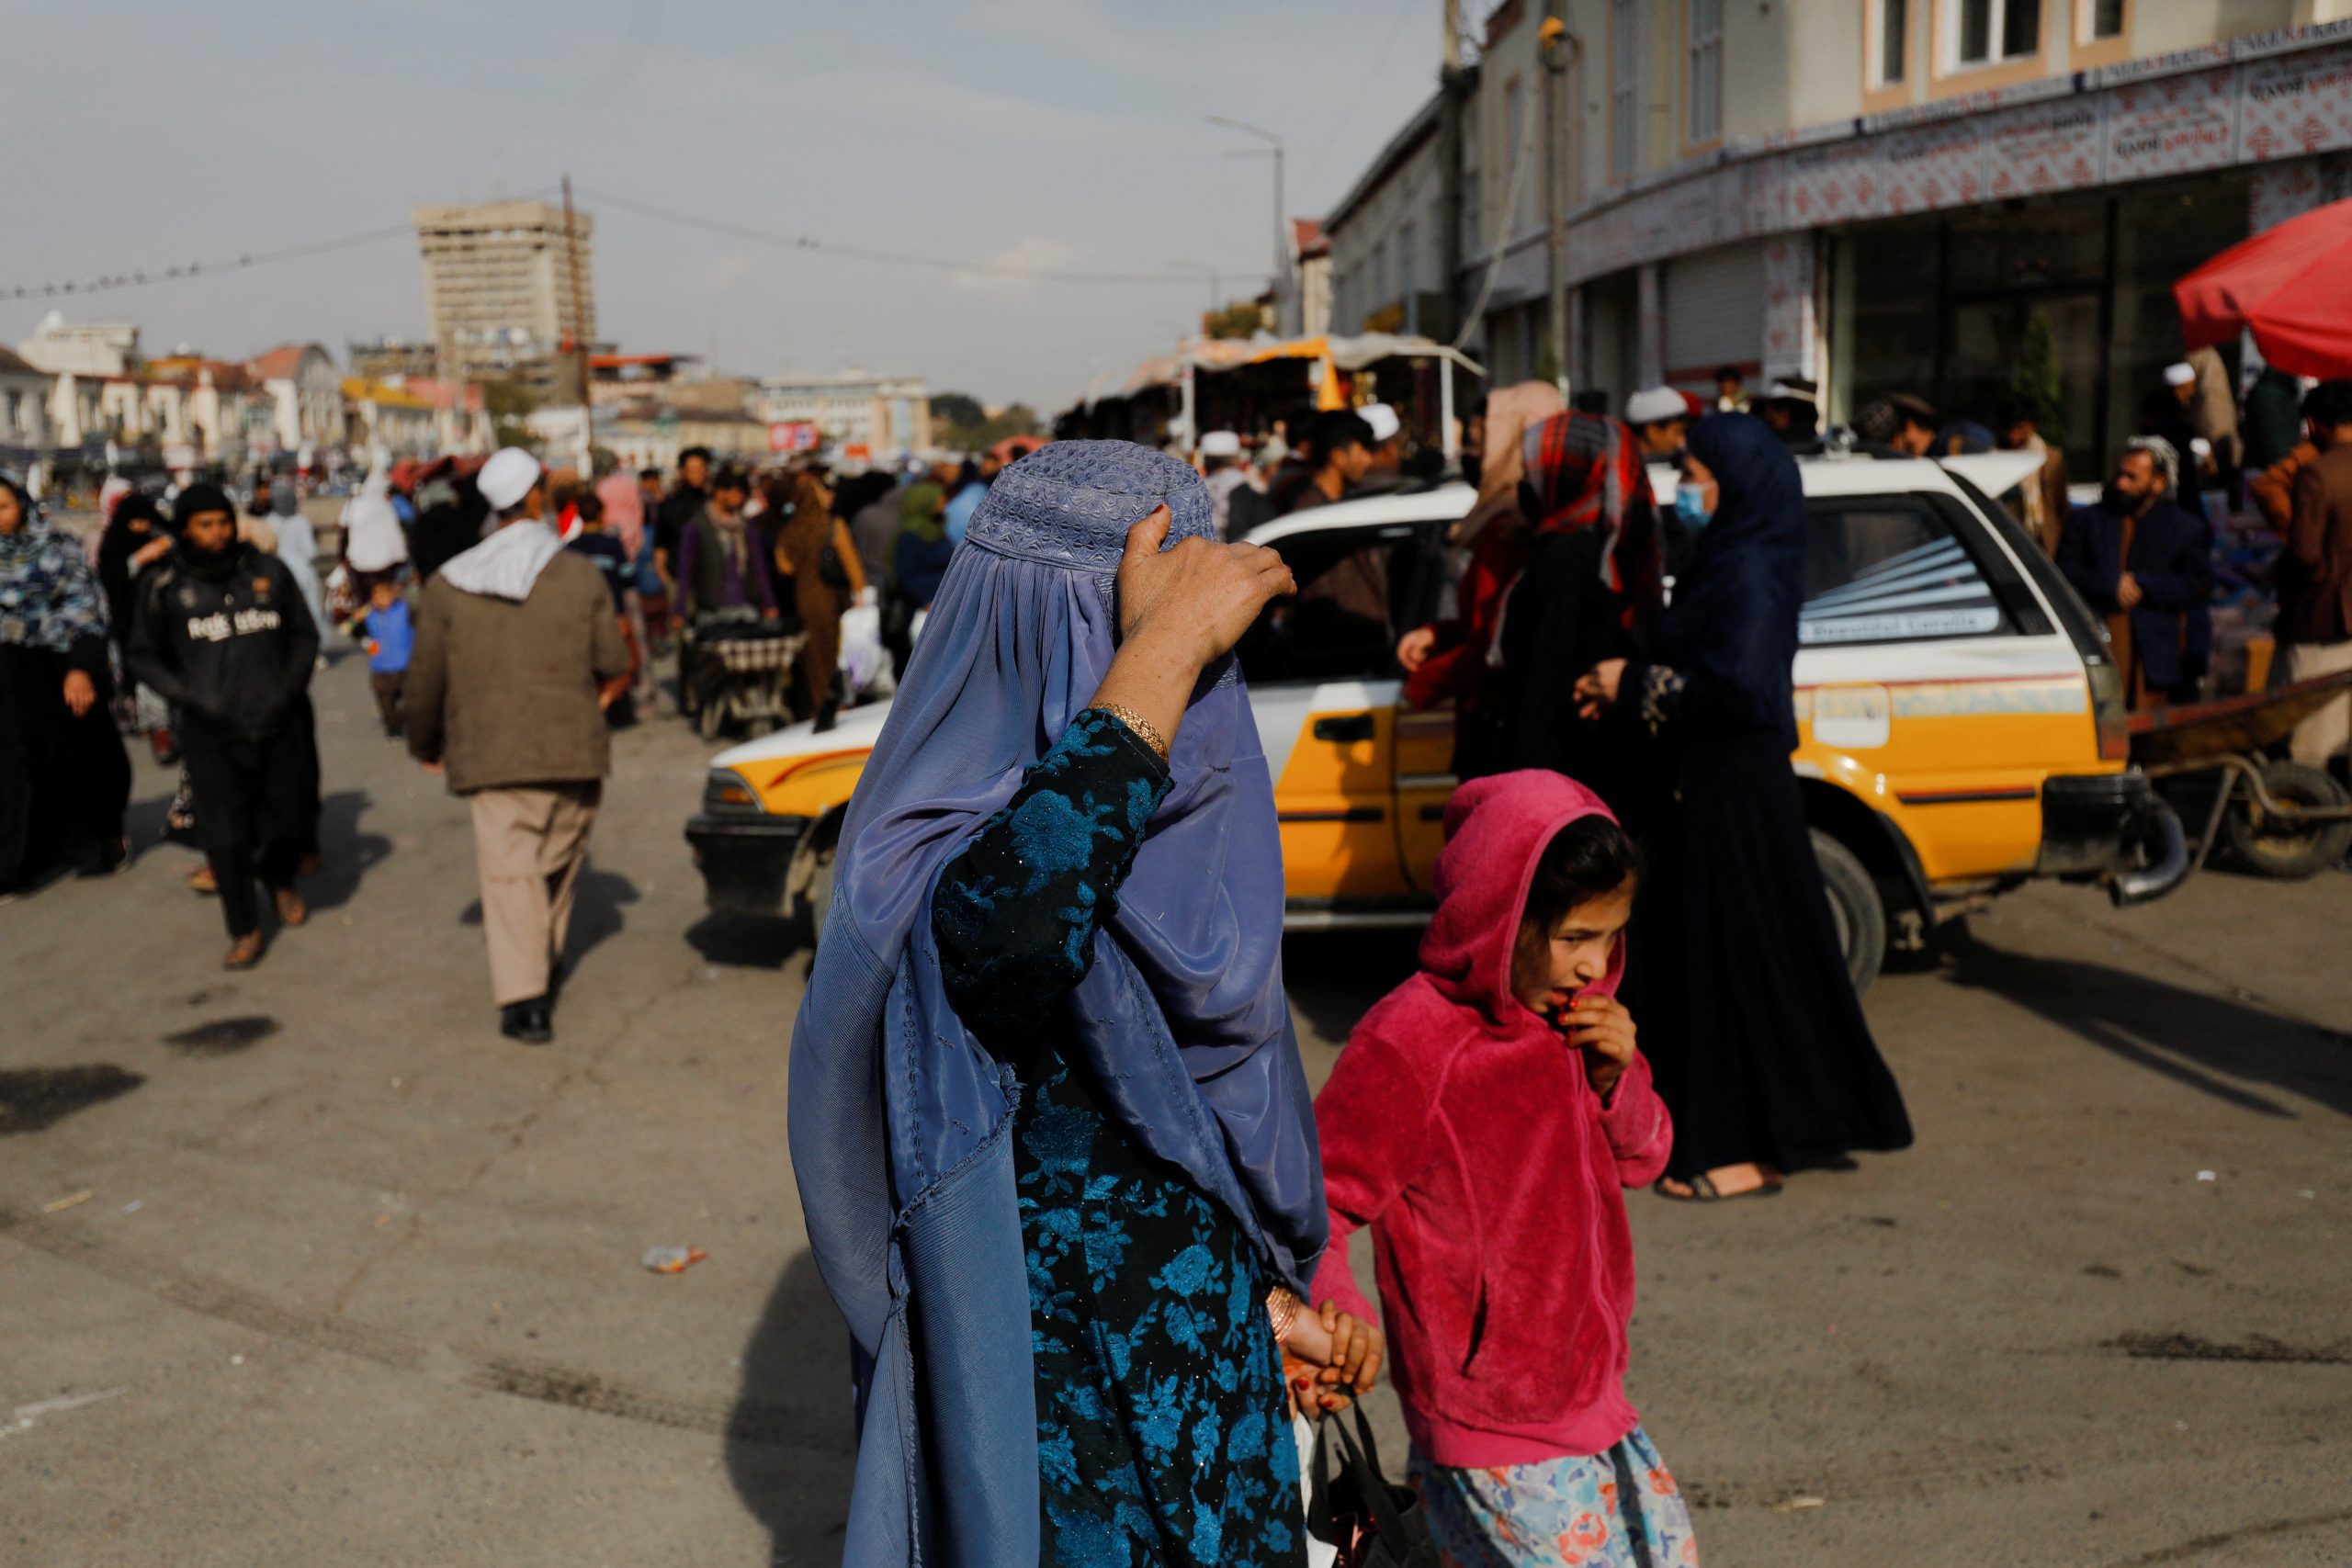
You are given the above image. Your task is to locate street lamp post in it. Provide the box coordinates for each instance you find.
[1209,116,1287,333]
[1538,11,1575,401]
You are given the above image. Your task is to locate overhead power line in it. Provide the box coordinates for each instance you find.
[0,186,561,306]
[576,186,1246,287]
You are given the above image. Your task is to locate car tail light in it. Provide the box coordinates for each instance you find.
[2089,660,2130,761]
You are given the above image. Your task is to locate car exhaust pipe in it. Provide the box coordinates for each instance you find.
[2108,797,2190,907]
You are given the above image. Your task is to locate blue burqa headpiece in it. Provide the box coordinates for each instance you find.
[789,439,1326,1566]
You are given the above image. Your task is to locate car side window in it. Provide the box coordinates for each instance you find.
[1800,495,2014,646]
[1238,525,1426,683]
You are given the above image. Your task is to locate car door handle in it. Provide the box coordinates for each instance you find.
[1312,714,1376,743]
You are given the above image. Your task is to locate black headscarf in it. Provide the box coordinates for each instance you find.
[1657,413,1807,747]
[96,493,171,639]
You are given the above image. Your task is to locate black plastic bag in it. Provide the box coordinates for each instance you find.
[1306,1399,1438,1568]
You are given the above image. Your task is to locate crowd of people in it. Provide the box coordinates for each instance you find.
[11,334,2352,1563]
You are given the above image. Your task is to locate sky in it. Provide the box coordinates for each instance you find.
[8,0,1444,412]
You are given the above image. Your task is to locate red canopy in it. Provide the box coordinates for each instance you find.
[2175,198,2352,378]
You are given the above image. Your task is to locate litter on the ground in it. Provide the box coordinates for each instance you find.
[41,1190,93,1214]
[120,1201,141,1213]
[1770,1495,1826,1513]
[642,1246,707,1274]
[2196,1170,2217,1182]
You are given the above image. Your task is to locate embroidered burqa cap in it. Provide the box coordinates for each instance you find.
[789,439,1325,1565]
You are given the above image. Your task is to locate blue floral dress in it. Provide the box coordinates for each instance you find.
[935,708,1306,1568]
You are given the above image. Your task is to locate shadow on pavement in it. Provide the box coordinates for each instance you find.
[456,868,639,975]
[1939,925,2352,1119]
[306,790,393,913]
[725,1247,857,1559]
[0,1065,147,1133]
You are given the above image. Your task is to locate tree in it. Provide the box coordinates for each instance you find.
[1203,302,1263,341]
[481,378,540,451]
[2008,310,2066,453]
[930,391,985,430]
[937,401,1041,454]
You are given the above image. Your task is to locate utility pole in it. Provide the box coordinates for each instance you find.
[560,174,593,470]
[1538,6,1573,401]
[1209,117,1288,334]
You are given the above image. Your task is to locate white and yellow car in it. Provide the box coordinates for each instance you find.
[687,450,2187,991]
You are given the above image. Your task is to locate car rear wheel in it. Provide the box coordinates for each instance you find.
[2221,761,2352,879]
[1812,829,1886,997]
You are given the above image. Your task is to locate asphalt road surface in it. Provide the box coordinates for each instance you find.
[5,649,2348,1566]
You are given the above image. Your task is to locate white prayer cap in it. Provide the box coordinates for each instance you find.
[1199,430,1242,458]
[1624,387,1689,426]
[2164,362,2197,388]
[1361,402,1402,444]
[479,447,543,511]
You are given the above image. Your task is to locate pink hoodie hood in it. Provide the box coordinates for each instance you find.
[1419,769,1626,1031]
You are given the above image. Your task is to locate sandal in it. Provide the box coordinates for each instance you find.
[1655,1172,1784,1202]
[222,931,266,970]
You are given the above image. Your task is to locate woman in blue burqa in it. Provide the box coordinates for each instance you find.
[790,442,1374,1566]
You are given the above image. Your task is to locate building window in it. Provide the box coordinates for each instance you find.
[1874,0,1908,85]
[2080,0,2123,40]
[1951,0,2041,68]
[1611,0,1637,180]
[1690,0,1723,143]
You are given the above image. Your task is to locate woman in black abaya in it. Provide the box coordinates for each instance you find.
[1574,414,1911,1200]
[0,477,132,891]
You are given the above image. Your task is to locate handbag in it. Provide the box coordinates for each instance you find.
[1306,1398,1439,1568]
[818,543,851,591]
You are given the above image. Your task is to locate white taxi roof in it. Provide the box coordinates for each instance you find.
[1242,451,2041,547]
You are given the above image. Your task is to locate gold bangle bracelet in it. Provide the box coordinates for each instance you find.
[1266,1285,1299,1343]
[1096,702,1170,761]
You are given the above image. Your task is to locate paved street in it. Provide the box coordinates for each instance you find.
[5,649,2349,1568]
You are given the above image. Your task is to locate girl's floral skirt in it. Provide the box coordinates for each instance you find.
[1409,1427,1698,1568]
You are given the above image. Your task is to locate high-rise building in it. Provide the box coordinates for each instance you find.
[410,200,596,400]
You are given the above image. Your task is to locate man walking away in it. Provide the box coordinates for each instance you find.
[129,485,320,968]
[1198,431,1248,537]
[2055,436,2211,711]
[2278,379,2352,774]
[405,448,630,1044]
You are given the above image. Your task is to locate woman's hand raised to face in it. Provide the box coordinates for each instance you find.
[1115,506,1295,675]
[1092,505,1295,760]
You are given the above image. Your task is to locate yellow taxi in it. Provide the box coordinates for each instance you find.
[687,450,2187,991]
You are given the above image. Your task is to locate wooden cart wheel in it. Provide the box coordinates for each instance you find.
[2220,761,2352,880]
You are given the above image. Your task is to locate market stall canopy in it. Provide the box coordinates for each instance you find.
[2176,198,2352,378]
[1212,333,1484,377]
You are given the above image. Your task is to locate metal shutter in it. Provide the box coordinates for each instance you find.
[1662,242,1766,383]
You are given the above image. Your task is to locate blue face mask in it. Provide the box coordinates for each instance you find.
[1674,482,1714,529]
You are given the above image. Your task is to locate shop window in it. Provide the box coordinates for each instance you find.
[1950,0,2039,68]
[1873,0,1909,87]
[1611,0,1637,180]
[1689,0,1723,143]
[2082,0,2123,40]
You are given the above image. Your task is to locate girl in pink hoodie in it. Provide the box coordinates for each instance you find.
[1311,770,1695,1567]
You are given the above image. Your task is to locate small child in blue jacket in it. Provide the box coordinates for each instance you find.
[347,578,414,737]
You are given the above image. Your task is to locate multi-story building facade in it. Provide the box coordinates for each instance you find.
[412,200,597,401]
[246,344,347,457]
[758,369,933,462]
[1327,96,1455,344]
[1432,1,2352,474]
